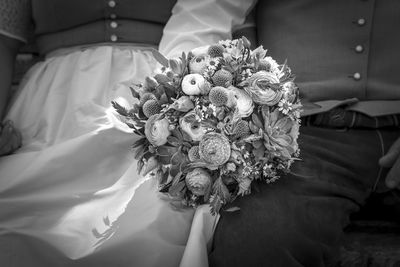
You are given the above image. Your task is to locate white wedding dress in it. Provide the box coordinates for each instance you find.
[0,44,219,266]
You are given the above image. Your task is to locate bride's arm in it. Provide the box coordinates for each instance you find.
[0,0,31,154]
[0,35,21,120]
[159,0,258,58]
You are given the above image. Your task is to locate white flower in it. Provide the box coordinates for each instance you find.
[144,114,171,147]
[181,74,210,95]
[278,99,293,115]
[228,86,254,118]
[242,71,283,106]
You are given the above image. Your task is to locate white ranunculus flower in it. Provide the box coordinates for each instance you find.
[181,74,210,95]
[243,71,283,106]
[228,86,254,118]
[144,114,171,147]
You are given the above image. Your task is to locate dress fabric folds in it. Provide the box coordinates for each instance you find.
[0,44,215,267]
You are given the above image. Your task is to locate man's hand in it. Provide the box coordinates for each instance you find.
[379,137,400,189]
[0,120,22,156]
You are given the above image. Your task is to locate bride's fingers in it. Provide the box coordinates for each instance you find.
[385,156,400,189]
[0,123,14,150]
[379,137,400,168]
[0,124,22,155]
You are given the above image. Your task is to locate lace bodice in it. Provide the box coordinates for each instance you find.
[0,0,31,42]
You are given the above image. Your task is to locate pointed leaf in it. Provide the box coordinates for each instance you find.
[141,156,160,177]
[137,159,144,175]
[168,180,186,197]
[132,138,147,149]
[151,48,169,67]
[167,136,180,146]
[111,101,129,116]
[169,59,181,74]
[129,86,141,99]
[252,113,263,129]
[171,171,183,186]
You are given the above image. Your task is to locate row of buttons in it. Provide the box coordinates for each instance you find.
[108,0,118,42]
[352,16,367,81]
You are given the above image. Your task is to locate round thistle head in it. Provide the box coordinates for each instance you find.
[233,120,250,139]
[140,93,157,106]
[209,86,229,107]
[212,69,233,87]
[142,99,161,118]
[188,146,201,162]
[207,44,224,58]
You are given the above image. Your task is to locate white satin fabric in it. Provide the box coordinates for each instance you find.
[0,44,216,267]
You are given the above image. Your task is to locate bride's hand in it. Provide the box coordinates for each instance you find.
[379,137,400,189]
[0,120,22,156]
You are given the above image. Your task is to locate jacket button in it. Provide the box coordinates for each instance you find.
[357,18,366,26]
[355,45,364,53]
[353,72,361,80]
[110,34,118,42]
[110,21,118,28]
[108,0,116,8]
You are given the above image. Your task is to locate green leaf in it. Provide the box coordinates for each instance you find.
[157,145,178,164]
[132,138,147,149]
[158,93,169,105]
[134,145,148,160]
[111,101,129,116]
[212,177,231,203]
[179,160,189,173]
[167,136,180,147]
[252,113,263,129]
[140,156,160,177]
[159,169,170,185]
[157,145,178,156]
[181,131,193,143]
[169,59,181,74]
[151,48,169,67]
[171,151,185,165]
[137,159,144,175]
[129,86,140,99]
[133,128,145,137]
[169,163,180,178]
[125,121,137,129]
[171,128,184,141]
[203,185,212,203]
[171,171,183,186]
[168,180,186,197]
[209,194,223,215]
[252,140,263,149]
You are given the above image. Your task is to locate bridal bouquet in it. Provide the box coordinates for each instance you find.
[113,37,302,214]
